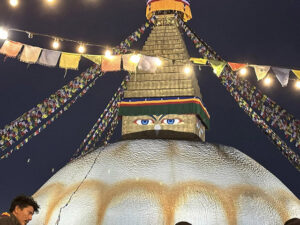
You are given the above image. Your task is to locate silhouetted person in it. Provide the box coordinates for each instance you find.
[285,218,300,225]
[0,195,39,225]
[175,222,192,225]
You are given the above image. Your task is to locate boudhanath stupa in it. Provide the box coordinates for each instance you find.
[31,1,300,224]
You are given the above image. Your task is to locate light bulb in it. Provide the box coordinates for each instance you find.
[0,27,8,40]
[105,50,112,58]
[52,40,60,49]
[239,67,248,76]
[295,80,300,90]
[78,44,85,53]
[130,54,140,64]
[184,66,192,75]
[9,0,18,7]
[155,58,162,66]
[263,76,272,86]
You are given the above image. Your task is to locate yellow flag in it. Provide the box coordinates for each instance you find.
[251,65,270,81]
[292,70,300,79]
[83,54,102,65]
[59,52,81,70]
[190,57,207,65]
[209,60,226,77]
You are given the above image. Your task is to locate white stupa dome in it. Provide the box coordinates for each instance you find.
[31,139,300,225]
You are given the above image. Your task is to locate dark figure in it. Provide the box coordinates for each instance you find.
[285,218,300,225]
[0,195,39,225]
[175,222,192,225]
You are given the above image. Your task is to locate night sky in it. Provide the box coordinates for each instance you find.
[0,0,299,213]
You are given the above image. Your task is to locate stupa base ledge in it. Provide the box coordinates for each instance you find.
[121,130,204,141]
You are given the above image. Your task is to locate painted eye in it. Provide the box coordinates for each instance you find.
[135,119,154,125]
[162,119,181,125]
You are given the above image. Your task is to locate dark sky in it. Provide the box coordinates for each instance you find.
[0,0,299,212]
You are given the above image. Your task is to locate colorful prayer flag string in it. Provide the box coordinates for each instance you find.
[0,69,102,160]
[113,16,156,54]
[0,64,102,157]
[176,14,300,171]
[220,71,300,170]
[94,109,120,149]
[234,78,300,148]
[71,74,130,160]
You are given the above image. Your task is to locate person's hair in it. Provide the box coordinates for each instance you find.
[285,218,300,225]
[175,222,192,225]
[9,195,40,213]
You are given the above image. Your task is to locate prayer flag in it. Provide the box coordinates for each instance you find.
[101,55,121,72]
[209,60,226,77]
[83,54,102,65]
[292,70,300,79]
[138,55,159,73]
[59,52,81,70]
[125,39,131,47]
[0,40,23,58]
[251,65,270,80]
[122,54,139,72]
[135,31,141,38]
[228,62,247,71]
[38,49,61,67]
[272,67,290,87]
[20,45,42,64]
[190,57,207,65]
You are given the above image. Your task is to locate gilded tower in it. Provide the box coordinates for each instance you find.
[119,0,210,141]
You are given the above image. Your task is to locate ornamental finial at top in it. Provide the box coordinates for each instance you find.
[146,0,192,22]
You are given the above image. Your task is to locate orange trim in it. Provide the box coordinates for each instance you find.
[1,212,10,217]
[146,0,192,22]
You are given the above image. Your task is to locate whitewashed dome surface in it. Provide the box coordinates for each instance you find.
[31,140,300,225]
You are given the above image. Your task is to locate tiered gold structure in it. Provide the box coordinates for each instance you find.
[125,16,200,98]
[121,2,207,141]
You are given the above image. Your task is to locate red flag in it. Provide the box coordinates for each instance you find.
[228,62,247,71]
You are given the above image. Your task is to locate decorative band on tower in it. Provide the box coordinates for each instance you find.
[119,97,210,129]
[146,0,192,22]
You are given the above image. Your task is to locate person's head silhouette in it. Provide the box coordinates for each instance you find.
[284,218,300,225]
[175,222,192,225]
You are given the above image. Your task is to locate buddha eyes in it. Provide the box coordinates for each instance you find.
[162,119,181,125]
[135,119,154,125]
[134,119,182,125]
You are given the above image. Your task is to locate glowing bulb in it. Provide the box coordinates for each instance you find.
[263,76,272,86]
[130,54,140,64]
[9,0,18,7]
[47,0,54,2]
[295,80,300,90]
[184,66,192,75]
[155,58,162,66]
[239,67,248,76]
[0,27,8,40]
[105,50,112,58]
[52,40,60,49]
[78,44,85,53]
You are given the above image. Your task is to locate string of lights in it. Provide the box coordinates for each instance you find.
[8,0,57,8]
[1,25,299,89]
[0,26,115,53]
